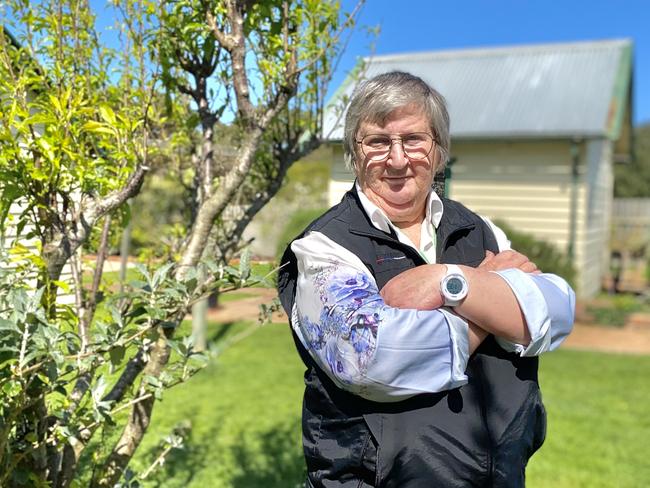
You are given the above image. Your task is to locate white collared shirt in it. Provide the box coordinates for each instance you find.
[289,187,575,402]
[355,181,443,263]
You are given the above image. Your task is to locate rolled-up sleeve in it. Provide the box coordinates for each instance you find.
[483,217,575,356]
[492,269,575,356]
[291,231,470,402]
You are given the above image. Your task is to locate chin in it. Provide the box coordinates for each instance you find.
[383,190,417,206]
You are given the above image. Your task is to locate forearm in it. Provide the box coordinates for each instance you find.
[381,263,532,344]
[468,321,489,353]
[456,266,531,345]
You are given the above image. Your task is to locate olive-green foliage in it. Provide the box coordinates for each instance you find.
[274,148,331,205]
[269,146,332,262]
[129,173,189,257]
[615,123,650,197]
[0,0,354,483]
[276,208,328,261]
[494,220,576,287]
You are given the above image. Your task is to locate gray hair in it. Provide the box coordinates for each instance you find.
[343,71,450,173]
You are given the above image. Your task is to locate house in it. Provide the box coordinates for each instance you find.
[324,39,634,298]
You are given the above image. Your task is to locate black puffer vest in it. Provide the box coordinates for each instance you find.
[278,188,546,488]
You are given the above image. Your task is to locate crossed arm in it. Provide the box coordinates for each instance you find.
[381,250,541,353]
[290,232,575,402]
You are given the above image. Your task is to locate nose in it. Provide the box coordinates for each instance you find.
[386,139,408,170]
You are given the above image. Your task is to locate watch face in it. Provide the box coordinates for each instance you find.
[446,277,464,295]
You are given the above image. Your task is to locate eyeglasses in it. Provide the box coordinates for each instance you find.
[355,132,435,162]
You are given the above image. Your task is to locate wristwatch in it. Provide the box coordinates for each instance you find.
[440,264,469,307]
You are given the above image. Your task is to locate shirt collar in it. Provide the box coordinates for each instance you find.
[354,181,444,234]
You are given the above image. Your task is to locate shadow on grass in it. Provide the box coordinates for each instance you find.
[229,421,305,488]
[141,419,304,488]
[208,321,237,344]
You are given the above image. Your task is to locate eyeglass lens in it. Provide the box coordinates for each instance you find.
[360,133,433,161]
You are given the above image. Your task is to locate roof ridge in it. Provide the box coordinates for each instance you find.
[365,38,632,63]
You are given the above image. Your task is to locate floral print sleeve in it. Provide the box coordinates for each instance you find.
[291,232,471,402]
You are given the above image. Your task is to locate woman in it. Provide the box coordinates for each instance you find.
[278,71,574,487]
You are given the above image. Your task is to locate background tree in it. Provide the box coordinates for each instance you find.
[615,123,650,197]
[0,0,361,486]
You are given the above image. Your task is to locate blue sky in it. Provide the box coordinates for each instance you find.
[336,0,650,125]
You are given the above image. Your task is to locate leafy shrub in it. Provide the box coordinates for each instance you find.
[586,293,650,327]
[276,208,328,262]
[494,220,576,287]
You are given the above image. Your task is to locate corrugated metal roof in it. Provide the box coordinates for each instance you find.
[323,39,633,140]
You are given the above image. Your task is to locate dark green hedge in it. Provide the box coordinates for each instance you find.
[493,220,576,287]
[276,208,328,262]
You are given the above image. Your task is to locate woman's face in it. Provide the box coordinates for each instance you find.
[355,105,437,225]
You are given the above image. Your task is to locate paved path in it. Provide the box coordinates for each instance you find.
[562,322,650,355]
[205,288,650,355]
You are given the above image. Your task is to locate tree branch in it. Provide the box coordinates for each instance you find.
[207,0,256,122]
[102,349,147,404]
[91,334,171,487]
[85,164,149,224]
[178,127,263,272]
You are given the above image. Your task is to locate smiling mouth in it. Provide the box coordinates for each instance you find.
[384,176,411,183]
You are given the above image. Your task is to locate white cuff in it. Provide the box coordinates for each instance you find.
[439,307,470,384]
[491,269,552,356]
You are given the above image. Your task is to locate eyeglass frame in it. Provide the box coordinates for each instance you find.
[354,132,437,162]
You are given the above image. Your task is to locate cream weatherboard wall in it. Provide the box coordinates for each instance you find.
[2,201,76,305]
[327,139,612,297]
[329,144,353,206]
[581,138,614,298]
[449,139,612,297]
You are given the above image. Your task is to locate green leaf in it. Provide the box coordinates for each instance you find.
[152,261,175,289]
[109,345,126,367]
[82,120,115,135]
[166,338,186,357]
[0,318,20,333]
[99,105,117,125]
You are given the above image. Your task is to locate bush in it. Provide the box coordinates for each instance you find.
[586,293,648,327]
[494,220,576,287]
[276,208,328,261]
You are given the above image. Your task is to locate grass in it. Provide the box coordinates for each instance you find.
[125,315,650,488]
[528,349,650,487]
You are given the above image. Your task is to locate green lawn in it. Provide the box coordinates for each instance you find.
[528,349,650,487]
[131,322,650,487]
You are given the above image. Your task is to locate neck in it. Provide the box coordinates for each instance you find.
[394,219,423,248]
